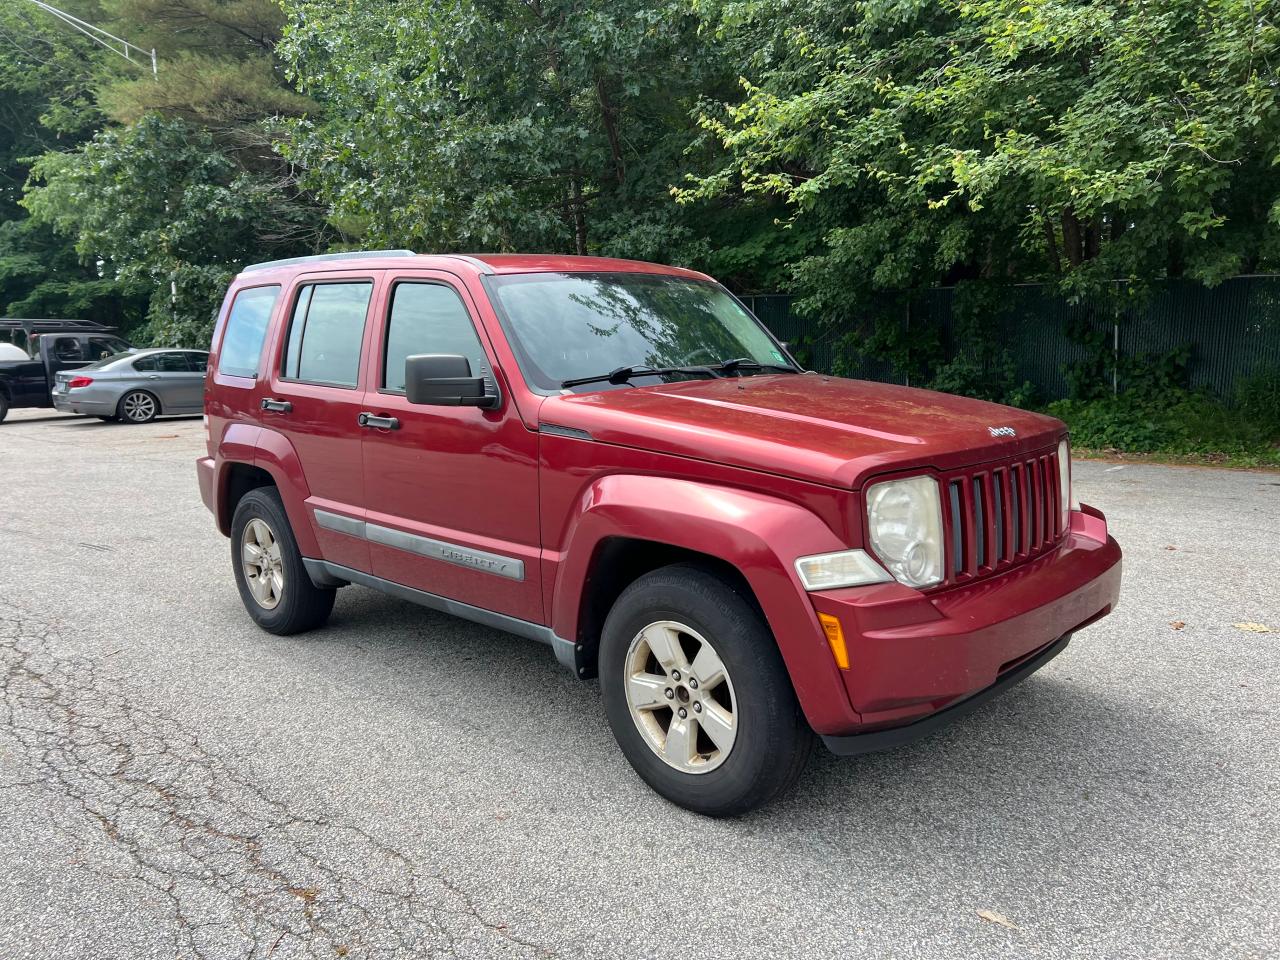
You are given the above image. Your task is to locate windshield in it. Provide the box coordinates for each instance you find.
[486,272,794,392]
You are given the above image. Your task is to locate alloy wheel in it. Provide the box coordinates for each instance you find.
[623,620,738,773]
[241,518,284,610]
[122,392,157,422]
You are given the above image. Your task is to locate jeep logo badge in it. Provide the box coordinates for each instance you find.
[988,426,1017,438]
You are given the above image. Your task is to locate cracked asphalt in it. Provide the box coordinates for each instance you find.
[0,408,1277,960]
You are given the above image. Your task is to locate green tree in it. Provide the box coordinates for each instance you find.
[14,0,331,343]
[0,1,144,330]
[93,0,312,130]
[683,0,1280,333]
[25,114,321,343]
[277,0,800,285]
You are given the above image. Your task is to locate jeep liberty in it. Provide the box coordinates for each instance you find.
[197,251,1122,815]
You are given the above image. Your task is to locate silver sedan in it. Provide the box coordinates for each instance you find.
[51,349,209,424]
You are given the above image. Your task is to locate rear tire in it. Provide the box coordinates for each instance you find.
[117,390,159,423]
[230,487,335,635]
[600,564,814,817]
[0,393,8,423]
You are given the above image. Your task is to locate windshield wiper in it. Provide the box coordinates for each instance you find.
[712,357,800,375]
[560,364,716,389]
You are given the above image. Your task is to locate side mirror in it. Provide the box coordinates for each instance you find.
[405,354,498,408]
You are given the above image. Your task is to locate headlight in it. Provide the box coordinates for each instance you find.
[1057,439,1073,532]
[794,549,892,591]
[865,475,945,588]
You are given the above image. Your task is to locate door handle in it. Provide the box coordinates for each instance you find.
[261,398,292,413]
[358,412,400,430]
[147,375,161,380]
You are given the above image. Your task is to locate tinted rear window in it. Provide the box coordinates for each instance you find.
[218,285,280,378]
[282,282,372,388]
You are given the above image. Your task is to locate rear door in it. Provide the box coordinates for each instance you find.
[358,270,542,623]
[182,352,210,411]
[146,352,204,412]
[261,271,381,573]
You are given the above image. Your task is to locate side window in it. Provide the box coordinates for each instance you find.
[218,285,281,378]
[282,282,373,388]
[381,282,489,393]
[132,355,158,372]
[184,352,209,372]
[52,337,84,361]
[88,337,125,360]
[154,353,189,372]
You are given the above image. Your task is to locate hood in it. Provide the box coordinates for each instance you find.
[538,374,1065,489]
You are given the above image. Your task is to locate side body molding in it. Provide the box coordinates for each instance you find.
[550,475,860,732]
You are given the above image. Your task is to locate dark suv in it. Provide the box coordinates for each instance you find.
[198,251,1122,815]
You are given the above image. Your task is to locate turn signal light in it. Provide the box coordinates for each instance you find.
[818,613,849,670]
[67,376,94,389]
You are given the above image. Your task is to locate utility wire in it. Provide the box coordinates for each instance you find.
[23,0,156,76]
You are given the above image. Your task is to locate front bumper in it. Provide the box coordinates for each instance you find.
[808,504,1121,739]
[821,632,1071,755]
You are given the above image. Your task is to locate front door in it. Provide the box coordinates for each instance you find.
[146,351,205,413]
[359,272,542,624]
[261,271,381,573]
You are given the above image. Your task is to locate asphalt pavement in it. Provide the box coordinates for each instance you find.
[0,407,1276,960]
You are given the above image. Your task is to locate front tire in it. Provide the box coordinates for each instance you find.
[117,390,159,423]
[600,564,814,817]
[0,393,9,423]
[230,487,335,635]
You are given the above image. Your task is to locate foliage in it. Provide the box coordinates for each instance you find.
[1231,367,1280,434]
[0,216,147,333]
[1050,391,1280,466]
[93,0,308,128]
[24,115,316,343]
[6,0,331,344]
[276,0,799,283]
[1048,354,1280,467]
[684,0,1280,332]
[0,2,103,219]
[0,1,146,331]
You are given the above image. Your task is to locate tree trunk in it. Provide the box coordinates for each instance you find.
[1084,216,1102,260]
[595,75,626,186]
[1043,213,1062,274]
[1061,209,1083,267]
[571,174,588,255]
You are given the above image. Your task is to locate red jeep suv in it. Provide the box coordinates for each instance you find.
[198,251,1122,815]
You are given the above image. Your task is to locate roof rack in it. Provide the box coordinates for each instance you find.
[0,319,118,334]
[241,250,418,273]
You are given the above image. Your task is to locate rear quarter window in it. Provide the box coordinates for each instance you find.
[218,285,281,378]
